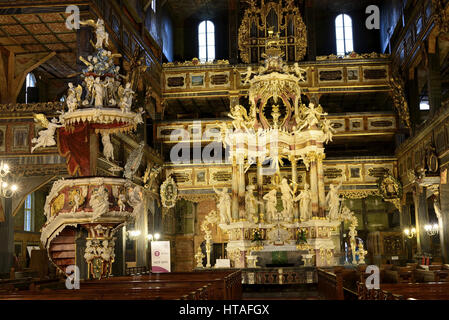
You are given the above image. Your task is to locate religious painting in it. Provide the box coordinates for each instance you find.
[195,170,207,185]
[0,125,6,152]
[191,74,205,87]
[12,125,30,152]
[347,68,359,81]
[350,167,361,179]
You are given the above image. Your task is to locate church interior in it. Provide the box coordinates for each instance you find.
[0,0,449,302]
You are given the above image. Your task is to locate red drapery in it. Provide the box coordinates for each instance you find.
[57,122,131,177]
[58,123,90,176]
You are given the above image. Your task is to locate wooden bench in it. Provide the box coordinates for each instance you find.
[317,268,359,300]
[358,281,449,300]
[0,270,242,300]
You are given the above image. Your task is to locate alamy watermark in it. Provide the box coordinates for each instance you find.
[65,265,80,290]
[365,265,380,290]
[65,5,80,31]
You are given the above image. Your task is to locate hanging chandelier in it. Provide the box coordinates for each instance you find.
[0,162,18,198]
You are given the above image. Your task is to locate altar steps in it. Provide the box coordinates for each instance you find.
[48,227,76,275]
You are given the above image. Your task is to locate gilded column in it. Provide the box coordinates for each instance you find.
[232,156,239,221]
[290,155,299,222]
[238,155,246,221]
[257,158,264,223]
[317,153,326,218]
[308,153,319,218]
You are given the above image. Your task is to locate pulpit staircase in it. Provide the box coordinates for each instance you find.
[48,227,77,274]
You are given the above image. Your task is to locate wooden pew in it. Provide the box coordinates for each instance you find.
[317,268,359,300]
[358,281,449,300]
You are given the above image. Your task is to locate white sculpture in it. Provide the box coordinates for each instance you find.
[263,189,278,223]
[228,105,250,131]
[322,118,336,143]
[297,102,327,132]
[101,133,114,162]
[31,115,65,153]
[245,185,261,223]
[295,183,312,221]
[118,83,135,112]
[84,239,99,264]
[279,178,294,220]
[326,180,343,221]
[118,192,127,213]
[213,187,232,224]
[90,186,110,221]
[93,77,106,107]
[66,83,82,112]
[83,76,95,105]
[80,19,109,49]
[292,63,306,81]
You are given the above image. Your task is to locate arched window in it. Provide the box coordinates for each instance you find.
[335,14,353,56]
[198,20,215,62]
[151,0,156,13]
[24,193,34,232]
[25,73,37,104]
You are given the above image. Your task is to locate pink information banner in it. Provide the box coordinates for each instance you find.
[151,241,171,273]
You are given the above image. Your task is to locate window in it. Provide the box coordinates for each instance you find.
[420,97,430,110]
[198,20,215,62]
[25,73,36,104]
[151,0,156,13]
[335,14,353,56]
[24,193,34,232]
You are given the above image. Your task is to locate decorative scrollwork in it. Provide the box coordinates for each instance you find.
[160,175,178,208]
[238,0,307,63]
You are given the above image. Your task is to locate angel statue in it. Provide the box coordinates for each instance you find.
[101,133,114,162]
[292,63,307,82]
[242,66,256,85]
[31,114,65,153]
[326,179,344,221]
[297,102,328,132]
[80,19,109,49]
[66,83,83,112]
[245,185,262,223]
[83,76,95,105]
[118,83,135,113]
[263,188,278,223]
[228,105,250,131]
[279,178,294,220]
[294,183,312,221]
[322,118,336,143]
[213,187,232,225]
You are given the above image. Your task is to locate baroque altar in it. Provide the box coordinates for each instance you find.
[201,28,366,269]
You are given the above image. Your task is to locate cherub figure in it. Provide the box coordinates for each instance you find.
[292,63,307,82]
[213,187,232,224]
[242,66,256,85]
[31,114,64,153]
[297,102,328,132]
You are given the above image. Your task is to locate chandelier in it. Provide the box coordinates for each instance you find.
[0,162,18,198]
[424,223,439,237]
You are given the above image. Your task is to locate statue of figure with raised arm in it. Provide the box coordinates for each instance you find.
[263,188,278,223]
[242,66,256,85]
[297,102,328,132]
[118,83,135,113]
[213,187,232,224]
[279,178,294,220]
[295,183,312,221]
[326,179,344,221]
[292,63,307,82]
[322,118,336,143]
[31,114,65,153]
[80,19,109,49]
[245,185,262,223]
[228,105,250,131]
